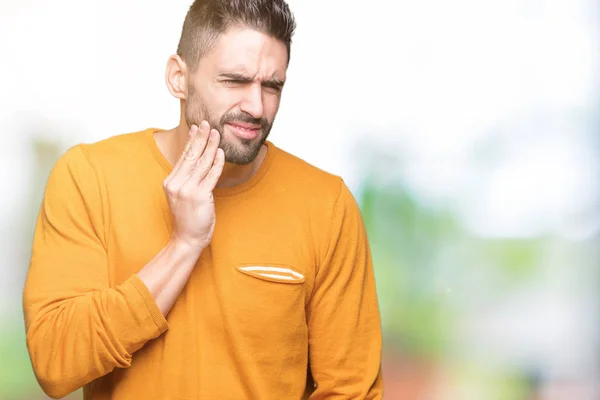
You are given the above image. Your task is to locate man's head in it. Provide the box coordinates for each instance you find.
[166,0,296,165]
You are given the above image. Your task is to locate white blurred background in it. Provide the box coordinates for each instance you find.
[1,0,598,398]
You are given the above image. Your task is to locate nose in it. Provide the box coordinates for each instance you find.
[239,82,264,119]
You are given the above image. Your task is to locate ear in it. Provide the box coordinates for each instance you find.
[165,55,188,100]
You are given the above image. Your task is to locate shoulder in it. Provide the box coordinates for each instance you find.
[267,143,364,231]
[51,128,156,178]
[77,129,153,167]
[47,128,156,193]
[269,143,347,204]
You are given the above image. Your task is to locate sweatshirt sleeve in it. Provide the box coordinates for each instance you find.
[22,145,168,399]
[307,180,383,399]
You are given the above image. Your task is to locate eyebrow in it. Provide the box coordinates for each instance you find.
[218,72,285,90]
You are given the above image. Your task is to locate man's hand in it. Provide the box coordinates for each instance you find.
[163,121,225,251]
[135,121,224,317]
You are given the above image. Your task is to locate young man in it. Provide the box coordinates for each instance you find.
[23,0,383,398]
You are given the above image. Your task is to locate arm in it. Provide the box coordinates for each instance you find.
[307,181,383,399]
[22,145,201,398]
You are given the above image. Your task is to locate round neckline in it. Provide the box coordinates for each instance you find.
[142,127,277,198]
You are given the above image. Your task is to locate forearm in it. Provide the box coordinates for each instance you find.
[136,239,203,317]
[25,274,168,398]
[24,240,201,398]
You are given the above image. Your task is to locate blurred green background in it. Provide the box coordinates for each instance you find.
[1,0,599,399]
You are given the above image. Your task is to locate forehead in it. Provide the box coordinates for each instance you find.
[200,27,288,79]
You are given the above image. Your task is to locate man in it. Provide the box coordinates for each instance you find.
[23,0,383,398]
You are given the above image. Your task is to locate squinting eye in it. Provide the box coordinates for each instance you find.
[265,86,282,93]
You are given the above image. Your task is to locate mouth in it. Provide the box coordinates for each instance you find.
[225,122,262,140]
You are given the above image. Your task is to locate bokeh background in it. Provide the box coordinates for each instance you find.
[1,0,599,399]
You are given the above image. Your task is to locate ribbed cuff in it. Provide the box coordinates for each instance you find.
[127,274,169,335]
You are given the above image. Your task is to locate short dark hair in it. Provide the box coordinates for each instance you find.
[176,0,296,72]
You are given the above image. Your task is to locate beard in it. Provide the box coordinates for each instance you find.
[184,85,273,165]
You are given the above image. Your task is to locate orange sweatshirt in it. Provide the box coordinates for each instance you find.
[23,128,383,399]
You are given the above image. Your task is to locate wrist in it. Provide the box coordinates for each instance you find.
[168,237,205,258]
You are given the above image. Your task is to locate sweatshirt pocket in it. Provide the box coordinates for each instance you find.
[236,264,306,284]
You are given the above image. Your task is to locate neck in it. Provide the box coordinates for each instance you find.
[159,124,267,189]
[218,150,266,188]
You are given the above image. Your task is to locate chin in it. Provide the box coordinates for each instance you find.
[220,140,259,165]
[220,130,265,165]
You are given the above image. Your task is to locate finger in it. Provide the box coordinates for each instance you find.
[200,148,225,192]
[169,121,211,187]
[163,126,196,190]
[187,128,221,184]
[170,125,197,174]
[181,121,210,172]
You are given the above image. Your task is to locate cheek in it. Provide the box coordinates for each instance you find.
[208,84,240,114]
[263,93,281,121]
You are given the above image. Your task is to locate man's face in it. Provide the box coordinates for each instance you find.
[184,27,288,165]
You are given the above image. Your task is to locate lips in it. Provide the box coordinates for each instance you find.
[226,122,261,140]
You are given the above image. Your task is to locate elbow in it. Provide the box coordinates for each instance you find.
[26,332,80,399]
[39,383,76,400]
[30,361,79,400]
